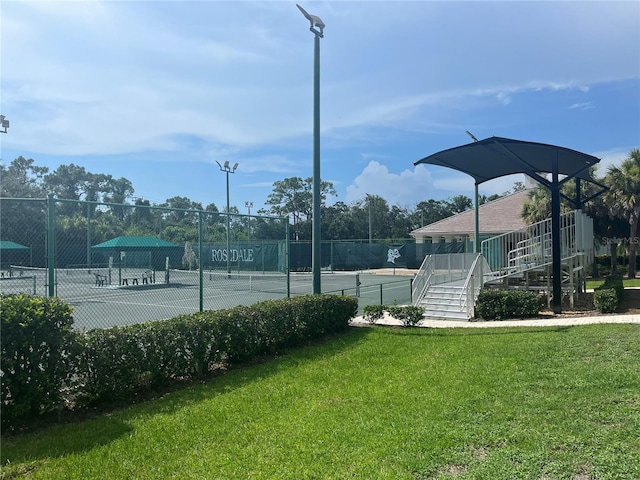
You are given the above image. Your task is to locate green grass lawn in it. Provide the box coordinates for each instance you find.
[2,324,639,479]
[586,278,640,290]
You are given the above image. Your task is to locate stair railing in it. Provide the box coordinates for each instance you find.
[458,253,490,318]
[412,253,481,305]
[412,254,434,304]
[481,210,591,281]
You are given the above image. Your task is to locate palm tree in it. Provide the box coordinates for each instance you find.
[605,149,640,278]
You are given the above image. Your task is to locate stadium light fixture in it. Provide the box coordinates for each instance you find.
[217,160,239,277]
[0,115,9,134]
[297,3,324,294]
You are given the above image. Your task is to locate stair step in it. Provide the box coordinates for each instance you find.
[420,303,462,312]
[421,299,464,308]
[423,310,470,320]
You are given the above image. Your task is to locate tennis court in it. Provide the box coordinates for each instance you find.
[1,266,413,330]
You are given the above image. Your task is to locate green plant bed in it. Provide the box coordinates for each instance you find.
[2,325,639,479]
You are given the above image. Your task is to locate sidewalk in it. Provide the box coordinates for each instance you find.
[351,312,640,329]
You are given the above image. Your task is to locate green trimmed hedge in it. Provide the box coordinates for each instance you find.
[593,274,624,313]
[1,294,357,432]
[475,289,544,320]
[1,294,75,429]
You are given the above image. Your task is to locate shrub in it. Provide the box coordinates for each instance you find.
[387,305,426,327]
[1,294,75,431]
[476,289,543,320]
[591,274,624,314]
[593,288,619,313]
[362,304,385,324]
[600,274,624,302]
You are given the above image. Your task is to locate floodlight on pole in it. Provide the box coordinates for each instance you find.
[216,160,239,277]
[0,115,9,134]
[297,3,324,295]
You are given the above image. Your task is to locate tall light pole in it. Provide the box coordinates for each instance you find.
[0,115,10,134]
[245,201,253,241]
[216,160,239,277]
[297,4,324,294]
[367,194,372,244]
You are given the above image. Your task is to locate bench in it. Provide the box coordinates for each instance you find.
[94,273,106,286]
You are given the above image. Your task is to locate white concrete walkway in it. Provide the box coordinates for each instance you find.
[351,312,640,329]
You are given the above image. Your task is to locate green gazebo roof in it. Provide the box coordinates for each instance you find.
[0,241,30,250]
[92,236,178,249]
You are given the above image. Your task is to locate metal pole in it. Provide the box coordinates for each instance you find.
[226,170,231,278]
[87,203,92,268]
[551,153,562,314]
[474,183,480,253]
[286,219,291,297]
[245,201,252,241]
[199,211,204,312]
[47,194,56,297]
[312,31,321,294]
[368,194,372,244]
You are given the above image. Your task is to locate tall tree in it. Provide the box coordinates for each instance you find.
[0,158,49,254]
[605,149,640,278]
[414,199,451,228]
[322,202,353,240]
[44,164,111,216]
[446,194,473,214]
[103,177,134,221]
[265,177,336,241]
[0,156,48,198]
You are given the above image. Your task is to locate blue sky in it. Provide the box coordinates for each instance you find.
[1,1,639,215]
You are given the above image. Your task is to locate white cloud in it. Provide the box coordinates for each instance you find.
[590,147,636,176]
[4,0,638,159]
[569,102,595,110]
[345,161,434,206]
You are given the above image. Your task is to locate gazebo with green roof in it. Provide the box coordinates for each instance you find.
[0,241,31,269]
[91,236,181,270]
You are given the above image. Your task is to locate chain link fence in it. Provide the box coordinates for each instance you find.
[1,197,436,329]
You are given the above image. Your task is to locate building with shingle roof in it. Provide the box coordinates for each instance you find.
[410,189,531,248]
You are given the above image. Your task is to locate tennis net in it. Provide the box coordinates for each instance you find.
[170,269,363,295]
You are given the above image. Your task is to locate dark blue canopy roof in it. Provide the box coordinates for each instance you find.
[414,136,601,185]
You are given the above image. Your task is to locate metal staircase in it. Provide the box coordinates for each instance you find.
[412,210,594,320]
[412,253,489,320]
[481,210,594,307]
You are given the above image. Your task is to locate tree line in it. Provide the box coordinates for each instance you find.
[2,149,638,278]
[0,156,509,248]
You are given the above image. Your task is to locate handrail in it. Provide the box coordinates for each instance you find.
[458,254,480,310]
[481,209,593,282]
[411,254,433,304]
[457,253,487,317]
[413,253,481,306]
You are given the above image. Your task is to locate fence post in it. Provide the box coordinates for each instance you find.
[199,211,204,312]
[286,218,290,297]
[47,194,56,297]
